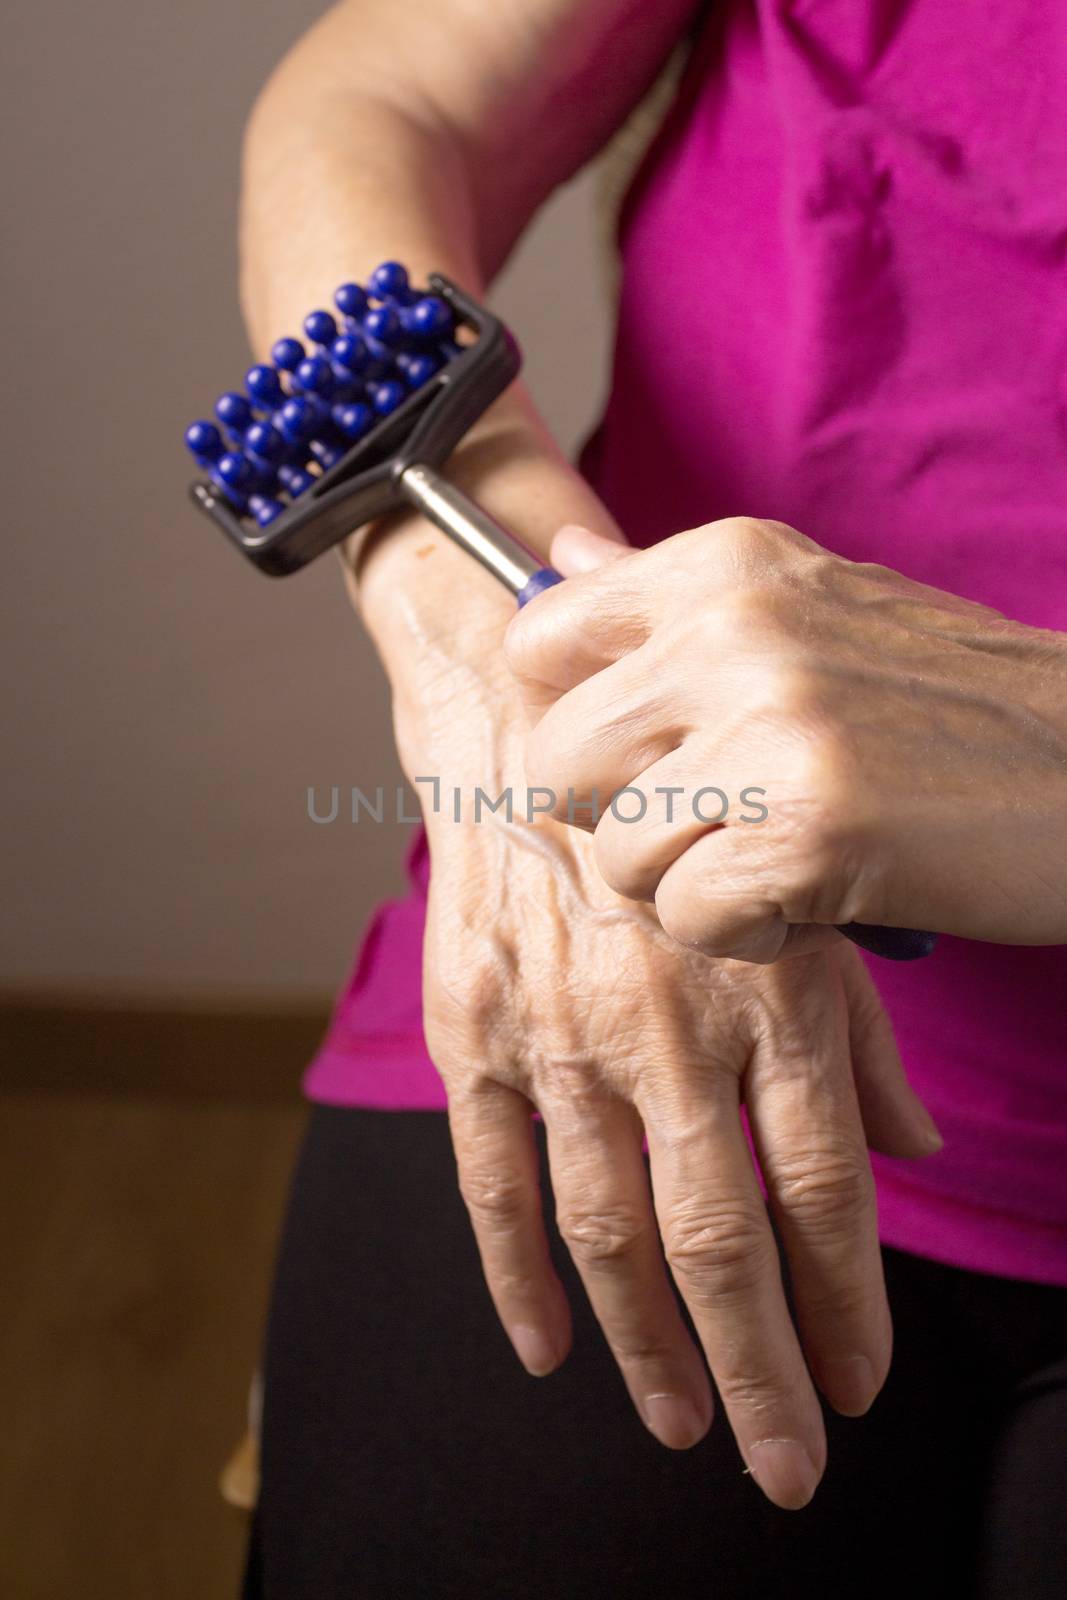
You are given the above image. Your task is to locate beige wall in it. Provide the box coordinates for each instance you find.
[1,3,612,999]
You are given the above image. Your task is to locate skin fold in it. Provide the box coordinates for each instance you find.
[242,0,948,1509]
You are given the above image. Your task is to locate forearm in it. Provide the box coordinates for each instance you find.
[242,91,583,701]
[241,54,586,590]
[239,1,689,702]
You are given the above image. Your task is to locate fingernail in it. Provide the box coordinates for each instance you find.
[640,1392,709,1451]
[822,1352,877,1416]
[551,523,621,573]
[914,1105,944,1154]
[746,1439,820,1510]
[510,1324,560,1377]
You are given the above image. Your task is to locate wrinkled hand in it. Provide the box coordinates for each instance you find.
[504,519,1067,962]
[399,656,941,1511]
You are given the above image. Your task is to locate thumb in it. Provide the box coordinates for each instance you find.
[550,523,630,576]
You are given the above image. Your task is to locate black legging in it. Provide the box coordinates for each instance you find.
[245,1106,1067,1599]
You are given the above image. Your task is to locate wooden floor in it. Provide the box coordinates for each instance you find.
[0,997,318,1600]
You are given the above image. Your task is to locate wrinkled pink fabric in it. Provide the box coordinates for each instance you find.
[306,0,1067,1285]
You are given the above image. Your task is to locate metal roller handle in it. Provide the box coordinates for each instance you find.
[399,463,562,606]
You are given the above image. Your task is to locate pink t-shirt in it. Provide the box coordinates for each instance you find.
[306,1,1067,1286]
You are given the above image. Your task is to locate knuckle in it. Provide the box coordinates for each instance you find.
[787,732,858,819]
[639,1090,743,1152]
[424,967,502,1062]
[773,1147,873,1234]
[705,581,781,642]
[705,516,798,581]
[422,1017,465,1082]
[458,1167,530,1234]
[503,590,579,685]
[608,1329,681,1370]
[771,743,876,925]
[556,1203,650,1270]
[664,1201,771,1305]
[654,875,735,957]
[427,934,507,1024]
[713,1366,793,1418]
[528,1050,604,1110]
[711,515,770,564]
[765,661,825,726]
[690,589,801,688]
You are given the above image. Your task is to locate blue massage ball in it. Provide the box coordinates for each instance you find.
[294,355,335,396]
[216,451,253,489]
[278,464,316,497]
[215,391,253,435]
[364,303,403,347]
[244,421,286,462]
[371,380,406,417]
[303,309,338,347]
[369,261,409,300]
[271,337,305,373]
[278,396,320,443]
[185,420,224,461]
[245,363,284,408]
[332,332,369,376]
[403,352,440,389]
[253,496,285,527]
[334,282,368,319]
[332,401,373,441]
[406,295,453,340]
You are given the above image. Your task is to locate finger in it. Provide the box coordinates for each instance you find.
[640,1076,826,1510]
[590,745,730,898]
[542,1090,713,1450]
[503,551,655,718]
[448,1081,572,1376]
[507,515,781,715]
[743,957,892,1418]
[836,948,943,1159]
[550,522,630,575]
[522,647,687,824]
[655,827,842,962]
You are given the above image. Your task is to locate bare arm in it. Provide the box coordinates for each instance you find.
[238,1,938,1506]
[241,0,697,667]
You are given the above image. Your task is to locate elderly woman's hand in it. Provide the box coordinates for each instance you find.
[504,520,1067,963]
[397,641,940,1512]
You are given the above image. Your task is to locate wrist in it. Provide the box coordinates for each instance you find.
[351,395,621,696]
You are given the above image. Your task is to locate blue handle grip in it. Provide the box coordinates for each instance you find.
[837,922,938,961]
[516,567,564,607]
